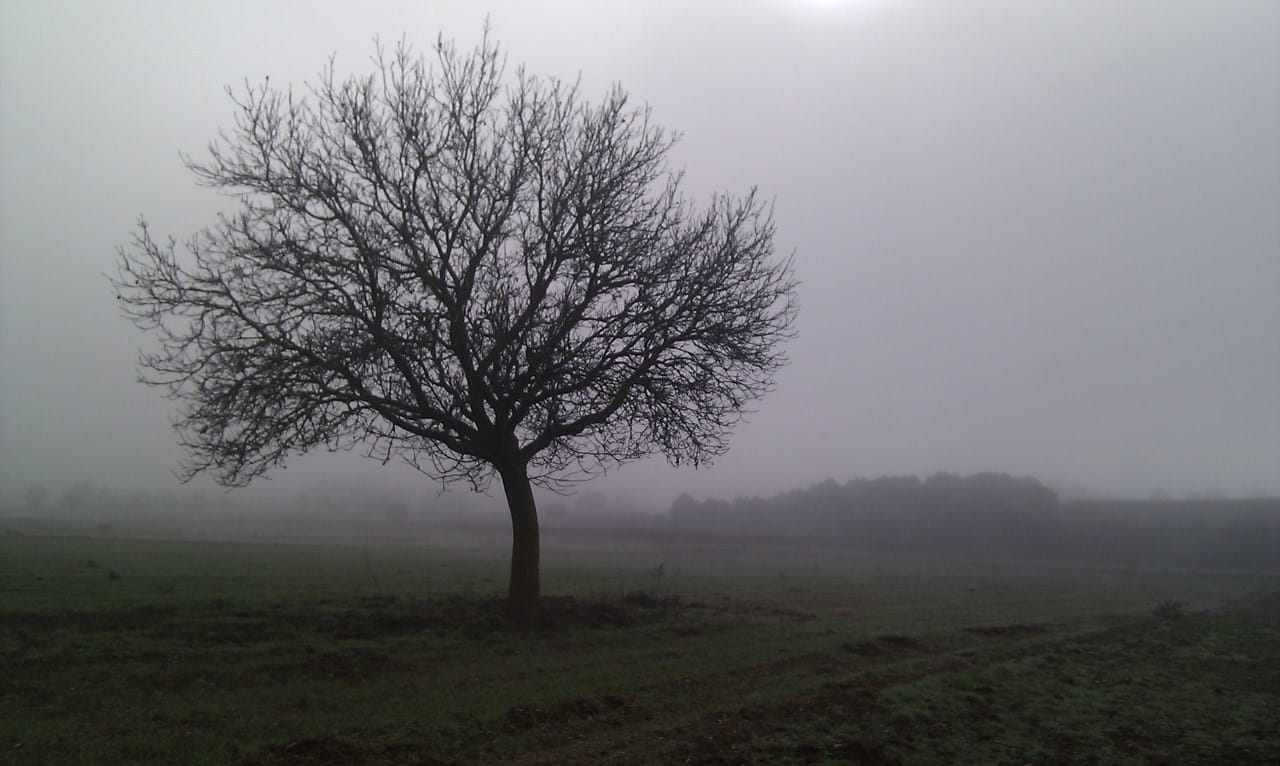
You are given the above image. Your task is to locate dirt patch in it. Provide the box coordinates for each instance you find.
[875,633,925,649]
[709,599,817,622]
[841,634,927,657]
[842,640,884,656]
[964,623,1049,638]
[260,646,401,682]
[244,735,450,765]
[255,736,360,764]
[5,593,690,661]
[505,694,634,730]
[531,594,680,630]
[227,591,680,645]
[1,605,177,633]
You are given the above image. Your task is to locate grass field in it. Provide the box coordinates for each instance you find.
[2,533,1277,764]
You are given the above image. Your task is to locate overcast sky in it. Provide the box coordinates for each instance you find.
[2,0,1277,509]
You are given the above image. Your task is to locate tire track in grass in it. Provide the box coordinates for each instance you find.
[504,620,1110,765]
[625,599,1279,765]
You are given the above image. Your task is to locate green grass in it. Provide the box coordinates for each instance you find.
[1,534,1276,764]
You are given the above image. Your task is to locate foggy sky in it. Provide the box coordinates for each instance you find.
[2,0,1277,509]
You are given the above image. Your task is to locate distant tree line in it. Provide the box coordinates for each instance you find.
[1060,497,1280,571]
[10,480,468,525]
[671,473,1063,557]
[19,480,224,519]
[670,473,1279,571]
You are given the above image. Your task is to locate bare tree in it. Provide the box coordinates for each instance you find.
[114,33,797,621]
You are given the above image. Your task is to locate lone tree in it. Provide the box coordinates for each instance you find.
[114,34,797,621]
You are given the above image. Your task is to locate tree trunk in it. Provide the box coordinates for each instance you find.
[498,461,540,624]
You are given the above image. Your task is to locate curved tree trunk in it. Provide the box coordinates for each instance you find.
[498,461,540,624]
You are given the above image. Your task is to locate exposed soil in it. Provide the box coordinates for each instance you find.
[962,622,1049,638]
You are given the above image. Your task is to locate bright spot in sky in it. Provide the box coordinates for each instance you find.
[789,0,882,11]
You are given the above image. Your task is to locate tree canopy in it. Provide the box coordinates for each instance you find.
[114,33,797,618]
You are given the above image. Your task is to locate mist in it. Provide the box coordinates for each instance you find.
[2,0,1277,513]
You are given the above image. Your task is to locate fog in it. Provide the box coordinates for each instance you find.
[2,0,1277,512]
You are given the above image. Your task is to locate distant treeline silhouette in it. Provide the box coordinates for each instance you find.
[670,473,1279,571]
